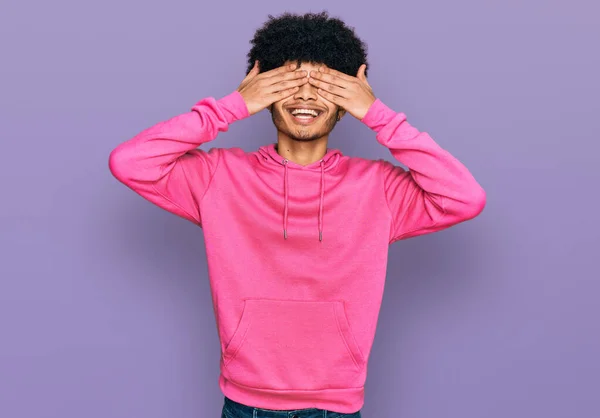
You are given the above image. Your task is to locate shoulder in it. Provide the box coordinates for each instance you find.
[342,154,391,173]
[193,146,258,168]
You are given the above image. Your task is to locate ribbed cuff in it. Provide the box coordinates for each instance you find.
[360,99,401,132]
[214,91,250,124]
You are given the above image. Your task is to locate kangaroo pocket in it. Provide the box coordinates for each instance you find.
[222,299,366,390]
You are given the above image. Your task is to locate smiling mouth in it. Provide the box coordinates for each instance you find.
[286,108,324,124]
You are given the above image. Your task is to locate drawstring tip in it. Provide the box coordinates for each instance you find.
[319,231,323,242]
[284,229,287,240]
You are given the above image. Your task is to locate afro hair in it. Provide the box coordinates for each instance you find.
[246,11,368,78]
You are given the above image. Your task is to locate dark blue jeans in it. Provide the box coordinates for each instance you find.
[221,396,362,418]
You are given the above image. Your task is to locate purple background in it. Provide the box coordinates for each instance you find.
[1,1,599,417]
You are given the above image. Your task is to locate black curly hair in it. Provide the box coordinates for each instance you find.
[246,11,368,78]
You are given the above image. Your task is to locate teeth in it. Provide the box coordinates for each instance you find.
[291,109,319,117]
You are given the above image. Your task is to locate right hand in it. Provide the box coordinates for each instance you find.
[237,61,308,115]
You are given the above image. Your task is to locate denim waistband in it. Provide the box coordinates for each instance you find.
[223,396,360,418]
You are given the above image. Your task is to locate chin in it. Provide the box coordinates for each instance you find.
[289,132,323,142]
[282,124,331,143]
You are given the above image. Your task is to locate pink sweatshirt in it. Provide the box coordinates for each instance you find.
[109,91,486,413]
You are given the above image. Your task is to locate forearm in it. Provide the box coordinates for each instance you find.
[109,91,248,183]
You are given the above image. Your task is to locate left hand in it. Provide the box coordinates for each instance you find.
[308,64,376,120]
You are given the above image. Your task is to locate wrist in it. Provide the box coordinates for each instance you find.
[217,91,251,123]
[360,99,397,132]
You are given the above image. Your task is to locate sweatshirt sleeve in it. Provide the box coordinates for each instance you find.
[108,91,250,226]
[361,99,486,243]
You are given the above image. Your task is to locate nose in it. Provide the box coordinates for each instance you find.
[293,77,318,100]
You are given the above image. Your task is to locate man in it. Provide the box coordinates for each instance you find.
[109,11,486,418]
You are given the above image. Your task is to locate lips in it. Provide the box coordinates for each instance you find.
[285,106,325,125]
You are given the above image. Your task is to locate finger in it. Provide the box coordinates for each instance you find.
[257,62,298,79]
[356,64,366,81]
[266,76,308,93]
[271,85,301,100]
[308,77,351,98]
[264,68,308,85]
[245,60,259,74]
[246,61,260,78]
[358,65,371,88]
[239,61,259,89]
[316,87,346,106]
[310,70,353,89]
[356,64,365,77]
[318,66,355,83]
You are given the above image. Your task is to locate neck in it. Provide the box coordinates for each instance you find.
[275,135,329,166]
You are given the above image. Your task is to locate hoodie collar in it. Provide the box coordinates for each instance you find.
[258,143,341,170]
[257,143,342,242]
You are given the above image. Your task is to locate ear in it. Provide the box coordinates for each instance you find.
[337,107,347,121]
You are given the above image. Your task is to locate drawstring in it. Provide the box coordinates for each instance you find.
[318,160,324,242]
[281,158,325,242]
[283,159,289,240]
